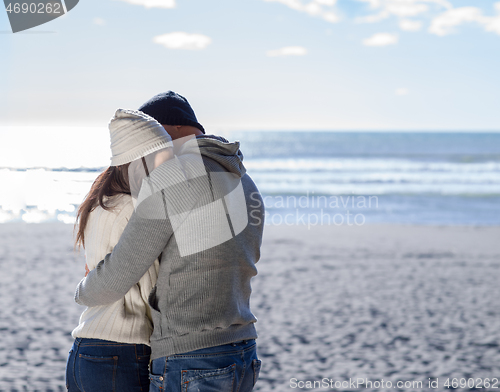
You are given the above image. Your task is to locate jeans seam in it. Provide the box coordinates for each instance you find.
[78,350,87,392]
[112,356,116,392]
[162,356,168,390]
[169,341,256,359]
[241,343,257,354]
[253,359,261,387]
[171,344,256,359]
[72,346,79,391]
[134,345,142,391]
[77,344,135,347]
[236,351,246,392]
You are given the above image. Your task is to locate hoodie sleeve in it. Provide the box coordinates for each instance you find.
[75,153,204,307]
[74,197,173,307]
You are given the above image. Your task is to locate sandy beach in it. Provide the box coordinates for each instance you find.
[1,222,499,391]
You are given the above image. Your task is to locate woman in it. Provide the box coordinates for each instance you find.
[66,109,173,392]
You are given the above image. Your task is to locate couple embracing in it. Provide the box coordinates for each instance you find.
[66,91,264,392]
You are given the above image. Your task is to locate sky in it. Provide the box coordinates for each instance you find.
[1,0,500,132]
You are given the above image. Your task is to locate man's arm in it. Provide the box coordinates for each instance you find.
[75,198,172,307]
[75,146,208,307]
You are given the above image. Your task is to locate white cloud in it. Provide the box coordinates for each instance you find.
[303,2,322,15]
[265,0,500,37]
[386,2,428,17]
[355,0,452,31]
[399,19,422,31]
[485,18,500,34]
[153,32,212,50]
[483,3,500,34]
[356,11,390,24]
[356,0,452,21]
[395,88,409,95]
[266,46,308,57]
[114,0,175,9]
[363,32,398,46]
[323,11,340,23]
[429,7,483,36]
[429,4,500,36]
[93,17,106,26]
[263,0,340,23]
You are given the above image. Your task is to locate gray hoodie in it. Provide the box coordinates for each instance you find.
[75,135,265,360]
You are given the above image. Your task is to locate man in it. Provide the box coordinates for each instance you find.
[75,91,265,391]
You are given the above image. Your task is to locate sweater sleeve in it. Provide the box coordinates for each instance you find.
[75,154,203,307]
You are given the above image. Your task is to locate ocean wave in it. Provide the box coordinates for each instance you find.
[1,155,500,224]
[255,183,500,196]
[245,158,500,172]
[4,156,500,173]
[251,171,500,185]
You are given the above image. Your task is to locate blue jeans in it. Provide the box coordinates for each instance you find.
[66,337,151,391]
[149,340,261,392]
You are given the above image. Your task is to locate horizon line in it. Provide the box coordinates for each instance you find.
[1,125,500,133]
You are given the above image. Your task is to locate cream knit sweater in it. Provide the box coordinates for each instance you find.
[72,193,159,345]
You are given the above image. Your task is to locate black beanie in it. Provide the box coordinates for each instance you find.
[138,91,205,134]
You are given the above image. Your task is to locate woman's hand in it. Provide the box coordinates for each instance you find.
[85,263,90,277]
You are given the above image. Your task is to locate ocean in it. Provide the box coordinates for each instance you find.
[1,131,499,225]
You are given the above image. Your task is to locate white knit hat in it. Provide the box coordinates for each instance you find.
[109,108,173,166]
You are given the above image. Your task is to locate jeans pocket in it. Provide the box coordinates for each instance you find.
[181,363,236,392]
[149,373,165,390]
[252,359,262,387]
[78,353,118,391]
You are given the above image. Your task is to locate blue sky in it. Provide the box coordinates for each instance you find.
[1,0,499,131]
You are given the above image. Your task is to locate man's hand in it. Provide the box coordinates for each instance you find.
[85,264,90,277]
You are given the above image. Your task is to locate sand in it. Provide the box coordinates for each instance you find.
[1,222,499,391]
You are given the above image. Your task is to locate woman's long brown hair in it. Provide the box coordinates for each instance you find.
[75,163,131,249]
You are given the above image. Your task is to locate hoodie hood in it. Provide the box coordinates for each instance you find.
[178,135,246,178]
